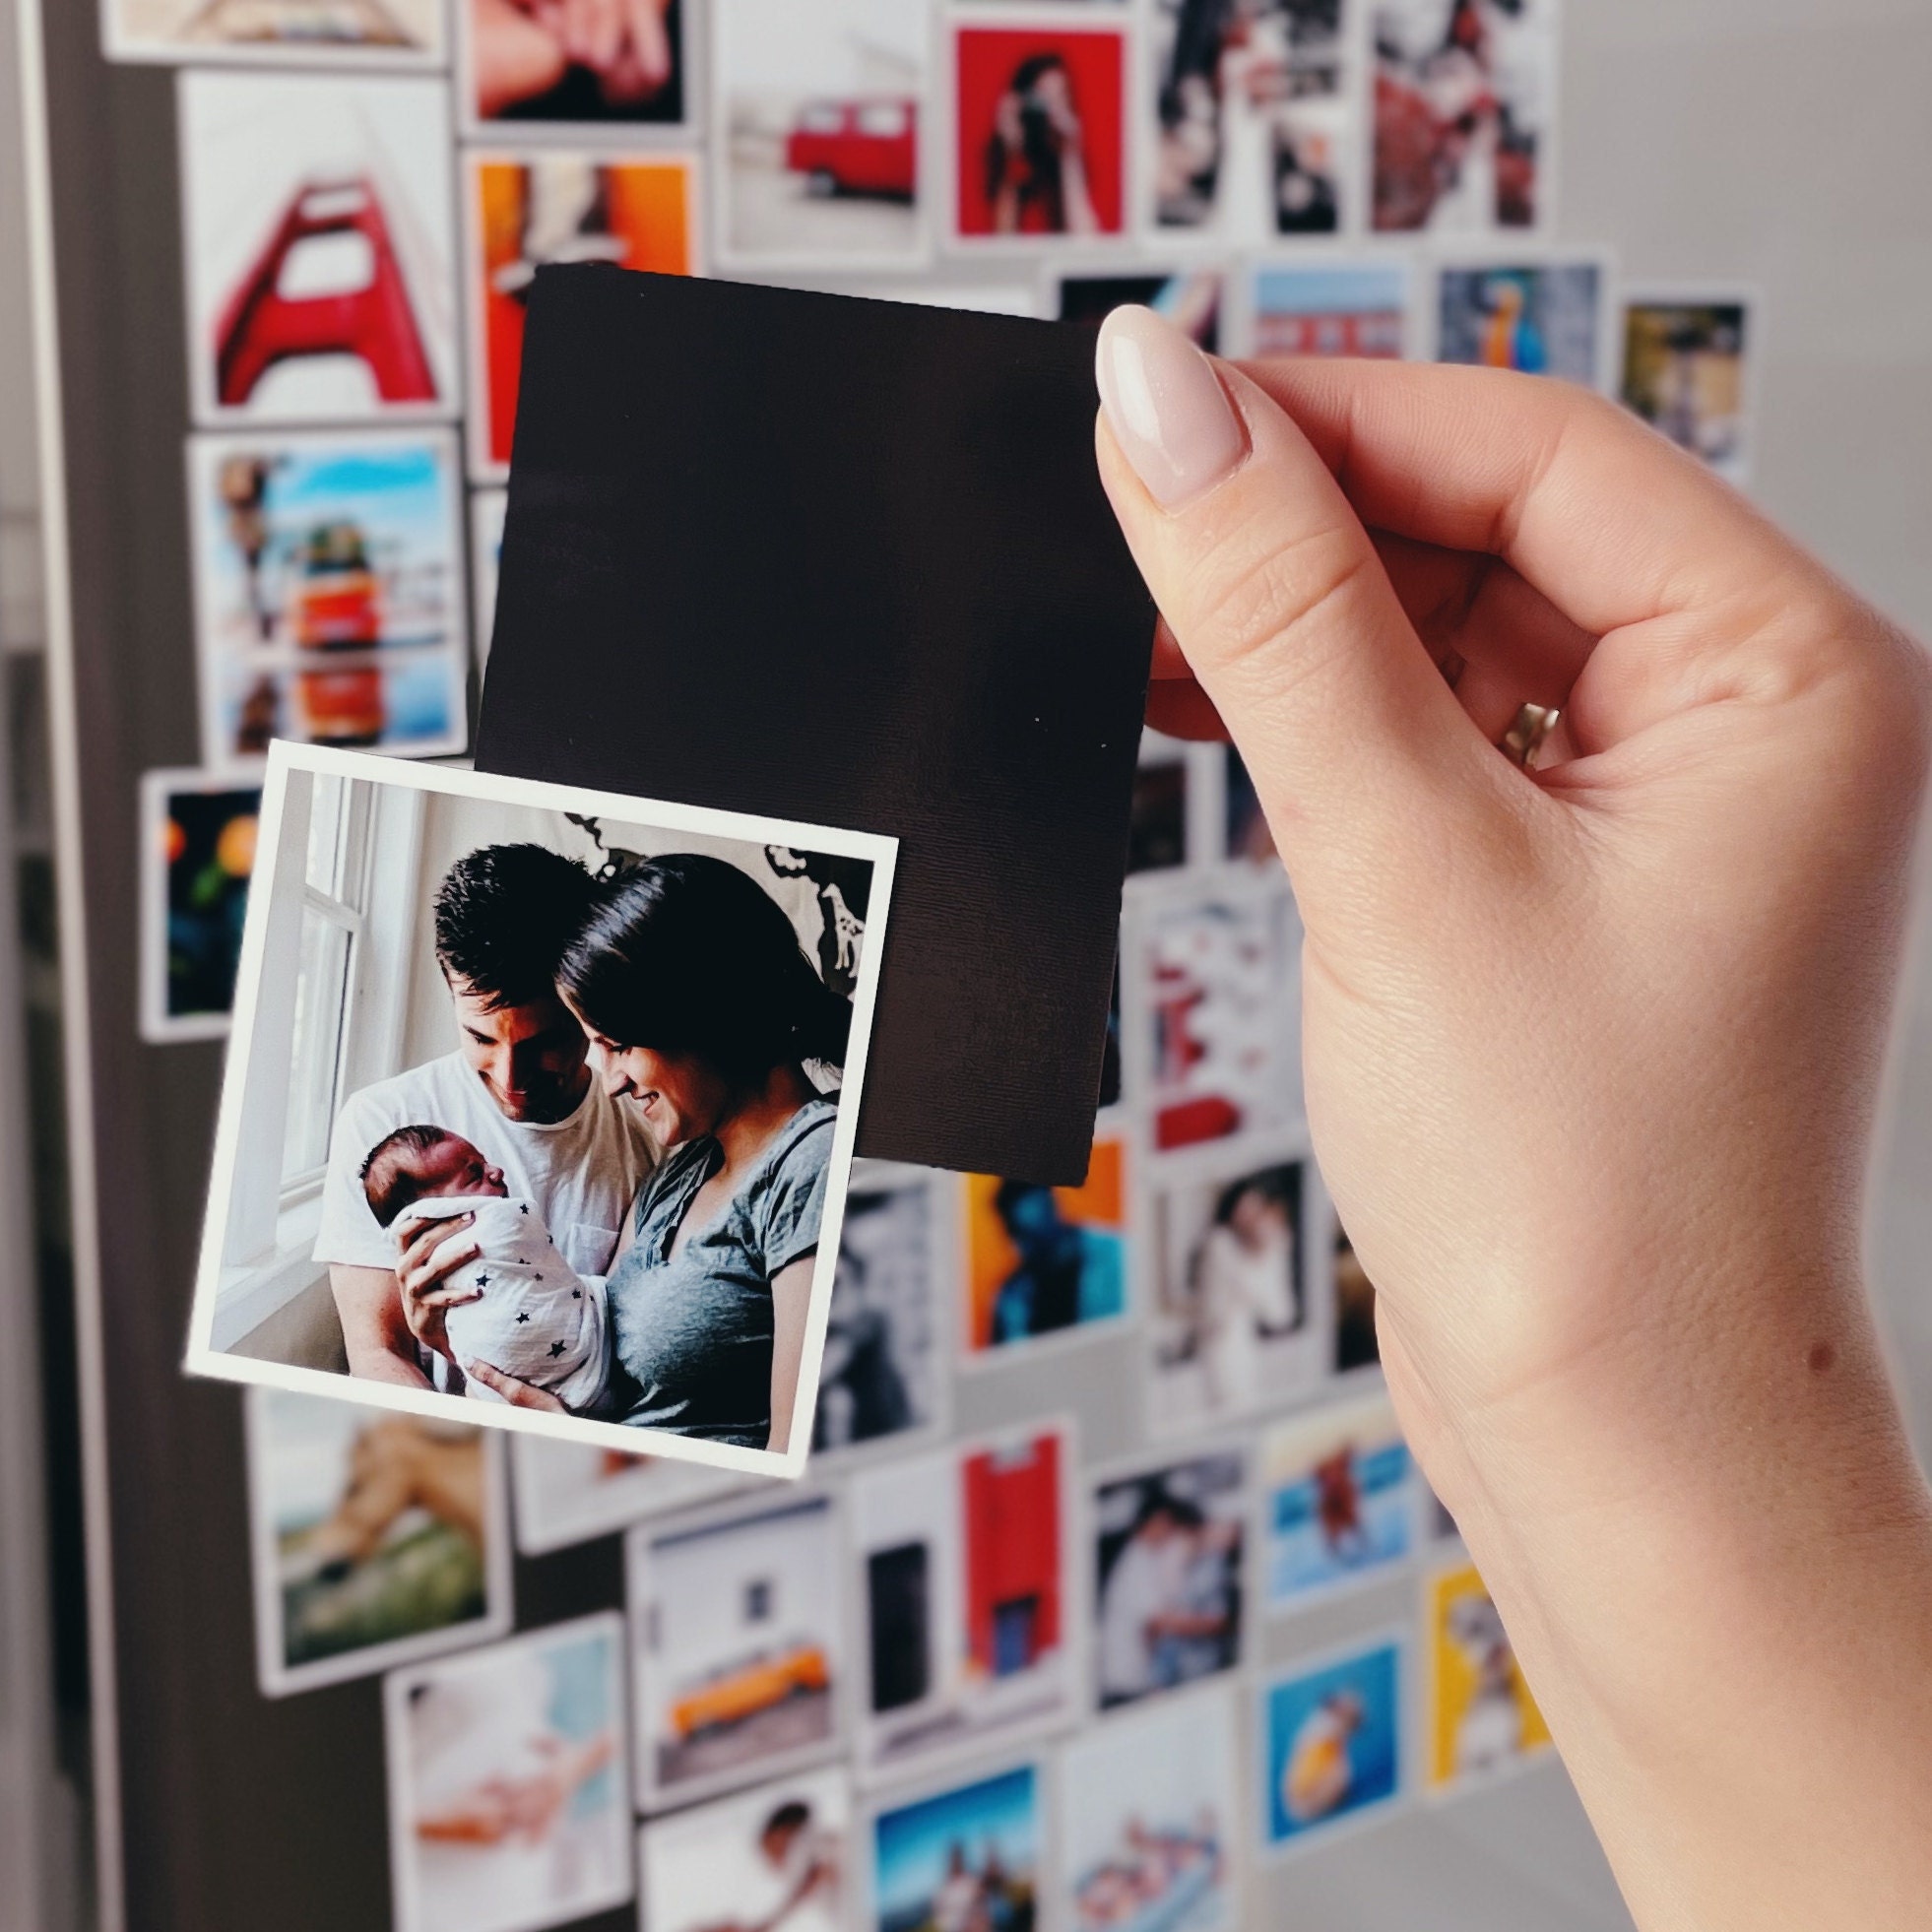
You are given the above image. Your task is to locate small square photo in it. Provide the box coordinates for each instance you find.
[186,743,896,1481]
[384,1613,633,1932]
[1248,260,1409,359]
[1621,294,1754,483]
[139,767,261,1043]
[1259,1637,1405,1854]
[1435,260,1606,385]
[869,1761,1044,1932]
[460,0,688,133]
[1423,1560,1552,1795]
[104,0,445,65]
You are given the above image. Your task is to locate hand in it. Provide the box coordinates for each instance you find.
[393,1212,481,1360]
[467,1360,569,1411]
[1093,307,1932,1932]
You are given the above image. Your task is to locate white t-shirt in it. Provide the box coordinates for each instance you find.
[315,1051,656,1388]
[1097,1533,1191,1702]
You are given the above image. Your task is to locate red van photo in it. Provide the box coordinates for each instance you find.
[784,97,918,200]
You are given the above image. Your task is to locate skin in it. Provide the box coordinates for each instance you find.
[304,1417,484,1566]
[330,974,593,1385]
[473,1008,816,1453]
[473,0,673,118]
[1095,342,1932,1931]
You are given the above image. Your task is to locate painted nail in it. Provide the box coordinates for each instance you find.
[1096,305,1247,509]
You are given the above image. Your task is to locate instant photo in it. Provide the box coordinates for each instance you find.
[1435,260,1607,386]
[1423,1561,1552,1795]
[629,1493,847,1809]
[950,14,1128,241]
[1124,876,1301,1153]
[815,1162,947,1460]
[460,0,688,132]
[1259,1637,1406,1855]
[715,0,929,269]
[246,1386,511,1697]
[869,1761,1043,1932]
[478,269,1157,1185]
[139,767,261,1043]
[508,1435,744,1557]
[186,742,896,1481]
[384,1612,633,1932]
[961,1136,1130,1361]
[1621,292,1755,483]
[1372,0,1558,233]
[177,69,458,424]
[465,151,698,479]
[1248,260,1410,359]
[1150,0,1352,237]
[104,0,446,65]
[1093,1448,1247,1710]
[1146,1153,1323,1437]
[853,1423,1076,1781]
[641,1766,852,1932]
[1058,1687,1242,1932]
[1260,1394,1417,1613]
[186,429,469,765]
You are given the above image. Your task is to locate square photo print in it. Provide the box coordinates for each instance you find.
[628,1491,847,1810]
[1435,258,1607,386]
[869,1761,1043,1932]
[139,767,261,1043]
[1259,1636,1405,1856]
[951,13,1128,243]
[1248,259,1410,359]
[641,1766,852,1932]
[460,0,688,133]
[104,0,445,65]
[1423,1560,1552,1796]
[185,743,897,1481]
[384,1612,633,1932]
[1620,292,1755,483]
[246,1386,512,1698]
[177,68,458,424]
[1058,1687,1242,1932]
[186,428,469,765]
[714,0,929,269]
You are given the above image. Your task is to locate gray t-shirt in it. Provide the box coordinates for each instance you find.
[608,1095,837,1448]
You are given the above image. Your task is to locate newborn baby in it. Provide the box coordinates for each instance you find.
[359,1125,610,1410]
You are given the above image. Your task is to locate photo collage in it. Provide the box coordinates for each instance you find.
[106,0,1740,1922]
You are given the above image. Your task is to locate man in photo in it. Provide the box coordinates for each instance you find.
[316,843,658,1394]
[1096,1485,1240,1707]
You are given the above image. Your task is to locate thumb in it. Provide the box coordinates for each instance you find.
[1093,307,1506,926]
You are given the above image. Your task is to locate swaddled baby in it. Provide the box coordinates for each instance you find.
[360,1125,610,1410]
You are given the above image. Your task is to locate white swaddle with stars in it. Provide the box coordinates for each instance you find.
[406,1197,611,1409]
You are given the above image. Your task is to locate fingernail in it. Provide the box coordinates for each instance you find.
[1096,305,1247,509]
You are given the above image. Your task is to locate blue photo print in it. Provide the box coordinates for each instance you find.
[873,1762,1040,1932]
[1436,262,1604,384]
[1260,1395,1416,1611]
[1260,1639,1403,1853]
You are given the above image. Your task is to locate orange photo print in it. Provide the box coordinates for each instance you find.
[469,153,698,473]
[963,1135,1128,1356]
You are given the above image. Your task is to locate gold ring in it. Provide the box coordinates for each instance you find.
[1500,702,1561,770]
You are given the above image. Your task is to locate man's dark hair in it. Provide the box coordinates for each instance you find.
[433,844,599,1010]
[761,1800,811,1838]
[359,1124,454,1229]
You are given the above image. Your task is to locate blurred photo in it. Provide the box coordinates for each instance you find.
[1249,260,1408,358]
[815,1163,946,1459]
[187,746,893,1480]
[1147,1156,1322,1435]
[870,1763,1041,1932]
[1436,260,1605,383]
[854,1424,1075,1778]
[1332,1218,1380,1373]
[1372,0,1556,233]
[630,1494,846,1807]
[1260,1395,1417,1612]
[1125,878,1300,1152]
[716,0,927,268]
[464,0,686,130]
[139,768,260,1043]
[953,20,1127,240]
[962,1137,1129,1359]
[508,1435,744,1555]
[1621,294,1754,483]
[187,429,469,764]
[385,1613,632,1932]
[1259,1638,1405,1853]
[106,0,444,63]
[641,1768,851,1932]
[466,153,697,477]
[1423,1561,1552,1794]
[178,69,457,422]
[1057,270,1222,352]
[1151,0,1351,237]
[1058,1689,1241,1932]
[1093,1449,1246,1709]
[247,1388,510,1696]
[471,486,505,671]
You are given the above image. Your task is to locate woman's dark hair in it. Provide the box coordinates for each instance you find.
[557,853,851,1083]
[987,51,1072,212]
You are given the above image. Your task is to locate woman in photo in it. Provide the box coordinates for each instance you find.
[984,50,1099,236]
[473,855,847,1452]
